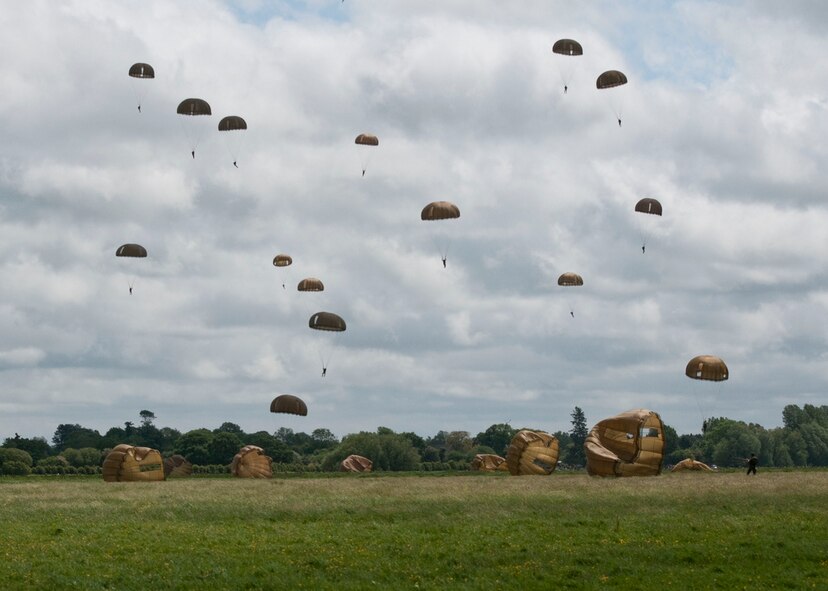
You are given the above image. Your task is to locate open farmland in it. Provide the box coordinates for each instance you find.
[1,471,826,590]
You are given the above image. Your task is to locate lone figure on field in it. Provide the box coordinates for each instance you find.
[746,453,758,475]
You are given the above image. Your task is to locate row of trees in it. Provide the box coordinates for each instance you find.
[2,405,827,473]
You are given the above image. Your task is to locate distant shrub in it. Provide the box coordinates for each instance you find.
[65,466,78,475]
[0,448,33,468]
[1,461,31,476]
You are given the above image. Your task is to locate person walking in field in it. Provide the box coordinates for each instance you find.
[746,453,758,475]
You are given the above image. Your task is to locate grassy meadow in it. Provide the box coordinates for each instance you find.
[0,470,826,590]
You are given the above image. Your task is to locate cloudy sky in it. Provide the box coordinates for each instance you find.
[2,0,827,442]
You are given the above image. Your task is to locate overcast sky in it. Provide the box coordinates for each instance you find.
[2,0,827,442]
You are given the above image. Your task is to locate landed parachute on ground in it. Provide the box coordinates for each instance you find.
[298,278,324,292]
[102,444,164,482]
[163,454,193,478]
[506,430,559,476]
[671,458,714,472]
[585,409,665,477]
[340,455,373,473]
[471,454,508,472]
[116,244,147,258]
[270,394,308,416]
[685,355,728,381]
[231,445,272,478]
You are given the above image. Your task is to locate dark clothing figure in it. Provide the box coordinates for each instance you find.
[747,454,758,475]
[129,286,133,295]
[137,105,141,113]
[570,310,575,318]
[642,245,646,254]
[322,367,327,377]
[282,283,286,290]
[191,150,195,159]
[233,161,238,168]
[564,85,568,94]
[442,257,447,268]
[362,169,366,177]
[617,118,622,127]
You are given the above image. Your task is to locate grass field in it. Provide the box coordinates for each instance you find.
[1,470,826,590]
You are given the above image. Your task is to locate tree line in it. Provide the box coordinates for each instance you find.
[1,404,827,475]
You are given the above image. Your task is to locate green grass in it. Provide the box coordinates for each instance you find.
[1,471,826,590]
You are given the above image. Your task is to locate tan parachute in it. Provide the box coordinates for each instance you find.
[421,201,460,267]
[297,278,324,292]
[355,133,378,176]
[270,394,308,416]
[231,445,272,478]
[163,454,193,478]
[685,355,728,381]
[506,430,560,475]
[340,454,373,473]
[670,458,714,472]
[585,409,665,477]
[470,454,508,472]
[102,444,165,482]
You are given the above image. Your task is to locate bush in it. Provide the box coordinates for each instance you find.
[32,466,46,475]
[1,461,31,476]
[0,448,34,468]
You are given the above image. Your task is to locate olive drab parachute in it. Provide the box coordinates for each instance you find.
[273,254,292,267]
[309,311,346,332]
[116,244,147,258]
[128,63,154,112]
[685,355,728,381]
[634,198,662,252]
[354,133,379,176]
[102,444,165,482]
[218,115,247,167]
[270,394,308,416]
[471,454,508,472]
[552,39,582,94]
[163,455,193,478]
[340,455,373,473]
[557,272,583,286]
[297,278,324,292]
[421,201,460,267]
[585,409,665,477]
[231,445,272,478]
[506,430,560,476]
[596,70,628,126]
[176,98,212,158]
[670,458,714,472]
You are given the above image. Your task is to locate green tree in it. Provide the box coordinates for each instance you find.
[474,424,516,457]
[208,432,243,465]
[0,448,33,468]
[245,431,294,463]
[215,422,244,435]
[174,429,214,463]
[52,424,102,451]
[62,447,103,468]
[2,435,51,462]
[138,410,156,427]
[569,407,588,466]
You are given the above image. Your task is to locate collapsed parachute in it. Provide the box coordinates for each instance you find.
[102,444,165,482]
[116,244,147,258]
[585,409,665,477]
[163,454,193,478]
[231,445,272,478]
[340,454,373,473]
[470,454,508,472]
[297,278,324,292]
[270,394,308,416]
[685,355,729,381]
[506,430,559,476]
[670,458,714,472]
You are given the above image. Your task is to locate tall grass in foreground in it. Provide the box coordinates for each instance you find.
[0,471,826,590]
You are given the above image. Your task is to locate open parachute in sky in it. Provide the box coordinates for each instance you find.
[471,454,508,472]
[421,201,460,267]
[102,444,165,482]
[596,70,628,126]
[506,430,560,475]
[354,133,378,176]
[685,355,728,381]
[177,98,212,159]
[128,63,154,112]
[116,243,147,294]
[340,455,373,473]
[552,39,582,94]
[231,445,272,478]
[558,272,583,317]
[585,409,665,477]
[270,394,308,416]
[297,278,324,292]
[217,115,247,168]
[634,198,662,253]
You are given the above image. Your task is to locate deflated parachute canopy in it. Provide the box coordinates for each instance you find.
[670,458,714,472]
[297,278,324,292]
[102,444,164,482]
[635,198,662,216]
[177,98,211,116]
[585,409,665,477]
[596,70,628,89]
[163,454,193,478]
[309,311,346,332]
[218,115,247,131]
[471,454,509,472]
[552,39,583,56]
[270,394,308,416]
[506,430,560,476]
[273,254,292,267]
[354,133,379,146]
[685,355,729,381]
[421,201,460,221]
[557,272,583,286]
[340,455,373,472]
[231,445,272,478]
[128,63,155,79]
[116,244,147,258]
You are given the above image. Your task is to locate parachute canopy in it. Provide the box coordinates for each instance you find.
[596,70,628,89]
[128,63,155,79]
[471,454,508,472]
[177,98,211,116]
[340,454,373,473]
[116,244,147,258]
[309,311,346,332]
[273,254,292,267]
[354,133,379,146]
[270,394,308,416]
[421,201,460,221]
[635,198,662,216]
[102,444,164,482]
[218,115,247,131]
[297,278,324,292]
[670,458,714,472]
[585,409,665,477]
[163,454,193,478]
[552,39,583,56]
[506,430,560,476]
[557,272,583,286]
[685,355,729,381]
[231,445,272,478]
